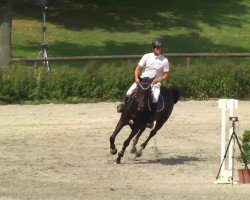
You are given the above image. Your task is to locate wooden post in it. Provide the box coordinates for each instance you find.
[186,57,191,66]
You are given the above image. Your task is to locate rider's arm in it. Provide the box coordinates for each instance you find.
[134,65,141,83]
[152,71,170,84]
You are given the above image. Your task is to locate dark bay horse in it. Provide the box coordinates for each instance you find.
[109,77,180,164]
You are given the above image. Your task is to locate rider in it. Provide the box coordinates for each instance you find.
[118,38,170,128]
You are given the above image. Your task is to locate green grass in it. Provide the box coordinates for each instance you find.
[11,0,250,68]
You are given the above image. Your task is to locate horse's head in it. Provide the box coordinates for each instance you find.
[131,77,154,113]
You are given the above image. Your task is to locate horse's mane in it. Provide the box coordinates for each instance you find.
[139,77,153,84]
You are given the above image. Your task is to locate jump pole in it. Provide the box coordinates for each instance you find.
[215,99,238,184]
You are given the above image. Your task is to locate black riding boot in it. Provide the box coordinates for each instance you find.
[146,102,157,129]
[117,96,129,113]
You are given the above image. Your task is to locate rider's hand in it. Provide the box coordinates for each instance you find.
[152,77,160,84]
[135,77,140,83]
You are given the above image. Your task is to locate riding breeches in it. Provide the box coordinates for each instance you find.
[126,82,160,103]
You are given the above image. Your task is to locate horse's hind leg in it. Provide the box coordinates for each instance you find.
[116,128,139,164]
[110,120,124,155]
[136,119,165,157]
[130,127,146,154]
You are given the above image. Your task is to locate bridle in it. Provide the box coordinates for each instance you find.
[128,82,152,117]
[138,82,152,91]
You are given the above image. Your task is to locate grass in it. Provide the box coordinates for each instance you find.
[11,0,250,68]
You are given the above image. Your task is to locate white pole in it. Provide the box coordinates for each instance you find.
[219,99,226,178]
[215,99,238,184]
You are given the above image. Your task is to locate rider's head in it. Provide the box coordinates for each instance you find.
[151,38,164,55]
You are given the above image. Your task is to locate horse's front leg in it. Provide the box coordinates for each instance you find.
[110,120,125,155]
[116,128,139,164]
[136,119,164,157]
[130,127,146,154]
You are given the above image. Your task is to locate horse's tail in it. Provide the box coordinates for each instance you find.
[172,87,181,104]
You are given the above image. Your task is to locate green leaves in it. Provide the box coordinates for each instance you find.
[0,61,250,103]
[168,62,250,100]
[239,130,250,165]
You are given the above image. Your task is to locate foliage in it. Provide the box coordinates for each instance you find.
[3,1,250,102]
[238,130,250,166]
[0,61,250,103]
[167,60,250,100]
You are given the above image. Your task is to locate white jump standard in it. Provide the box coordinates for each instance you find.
[215,99,248,184]
[216,99,238,184]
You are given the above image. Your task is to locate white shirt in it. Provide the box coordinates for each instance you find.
[138,53,169,79]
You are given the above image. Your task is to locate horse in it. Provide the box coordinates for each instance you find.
[109,77,180,164]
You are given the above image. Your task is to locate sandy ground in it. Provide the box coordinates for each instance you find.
[0,101,249,200]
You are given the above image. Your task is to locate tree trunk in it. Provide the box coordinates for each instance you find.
[0,0,12,68]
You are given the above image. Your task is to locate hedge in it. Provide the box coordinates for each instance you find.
[0,61,249,103]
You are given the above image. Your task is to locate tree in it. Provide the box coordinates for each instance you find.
[0,0,12,68]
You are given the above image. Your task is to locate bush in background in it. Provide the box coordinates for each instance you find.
[0,60,249,104]
[168,60,250,100]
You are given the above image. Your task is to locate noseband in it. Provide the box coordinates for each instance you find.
[138,82,152,91]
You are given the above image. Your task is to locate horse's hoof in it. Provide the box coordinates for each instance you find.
[115,159,121,164]
[130,147,137,154]
[135,151,142,157]
[110,148,117,155]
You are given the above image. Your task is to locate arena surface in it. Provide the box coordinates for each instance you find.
[0,101,249,199]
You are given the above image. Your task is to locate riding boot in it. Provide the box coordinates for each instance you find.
[146,102,157,129]
[117,96,129,113]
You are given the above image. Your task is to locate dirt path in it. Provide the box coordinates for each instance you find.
[0,101,249,199]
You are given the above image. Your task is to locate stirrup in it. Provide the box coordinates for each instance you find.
[146,122,154,129]
[117,103,124,113]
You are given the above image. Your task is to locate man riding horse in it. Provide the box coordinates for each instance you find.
[117,38,170,128]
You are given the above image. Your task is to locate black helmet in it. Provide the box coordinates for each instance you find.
[151,39,164,48]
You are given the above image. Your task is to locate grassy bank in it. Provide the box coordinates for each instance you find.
[12,0,250,69]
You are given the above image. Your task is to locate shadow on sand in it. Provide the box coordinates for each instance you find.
[135,155,203,165]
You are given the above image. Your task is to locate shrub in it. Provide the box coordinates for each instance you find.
[239,130,250,166]
[0,61,250,103]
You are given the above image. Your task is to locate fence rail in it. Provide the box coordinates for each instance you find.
[11,53,250,66]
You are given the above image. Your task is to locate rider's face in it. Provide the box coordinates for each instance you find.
[153,46,163,55]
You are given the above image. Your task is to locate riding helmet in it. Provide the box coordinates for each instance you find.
[151,38,164,48]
